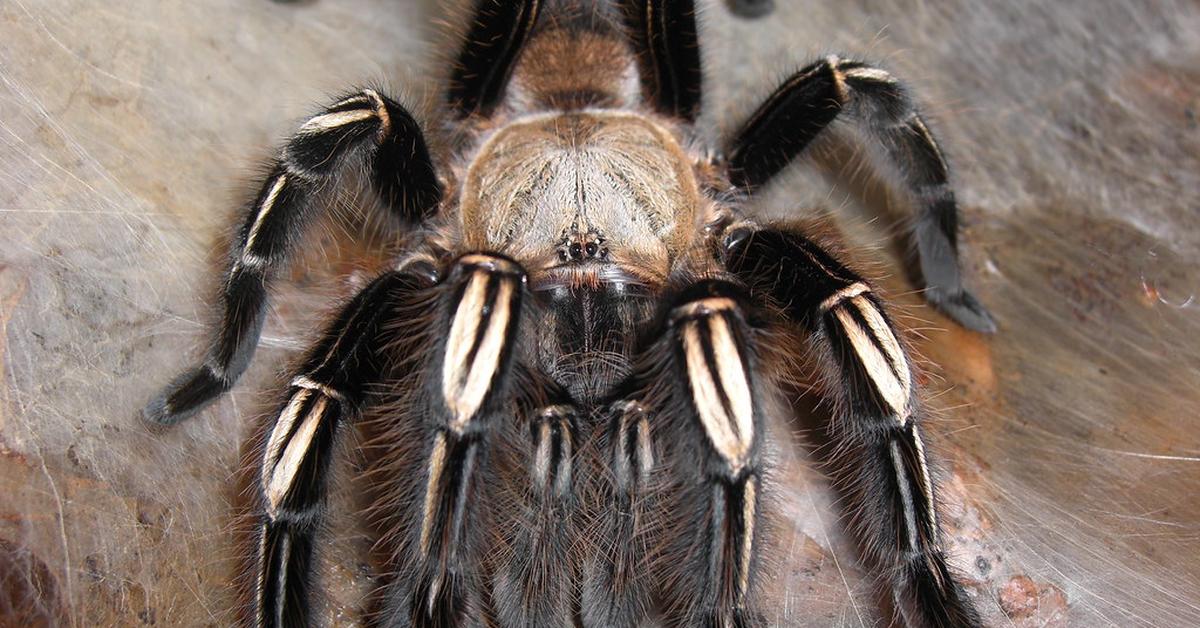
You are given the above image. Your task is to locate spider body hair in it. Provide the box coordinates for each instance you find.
[151,1,991,626]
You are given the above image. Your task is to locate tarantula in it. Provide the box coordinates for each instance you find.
[145,1,994,625]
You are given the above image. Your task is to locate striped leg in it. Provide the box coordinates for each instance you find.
[726,57,995,333]
[632,280,764,628]
[581,400,657,627]
[249,269,430,628]
[144,89,441,425]
[448,0,542,117]
[725,228,982,628]
[494,403,581,626]
[618,0,704,120]
[376,253,526,627]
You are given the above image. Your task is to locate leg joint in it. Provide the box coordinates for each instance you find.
[440,253,526,434]
[823,293,914,424]
[827,58,911,121]
[282,91,395,176]
[669,279,750,321]
[531,405,577,498]
[260,386,341,522]
[818,281,872,311]
[670,282,759,478]
[290,375,346,403]
[608,401,654,494]
[724,228,864,326]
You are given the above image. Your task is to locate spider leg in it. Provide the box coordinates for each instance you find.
[492,401,584,626]
[580,400,658,626]
[619,280,765,627]
[373,253,527,627]
[726,57,996,333]
[618,0,704,121]
[248,268,432,627]
[448,0,543,117]
[724,227,983,628]
[143,89,441,425]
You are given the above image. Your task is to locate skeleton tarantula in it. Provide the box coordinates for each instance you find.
[145,0,995,625]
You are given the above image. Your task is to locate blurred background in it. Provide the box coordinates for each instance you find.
[1,0,1197,625]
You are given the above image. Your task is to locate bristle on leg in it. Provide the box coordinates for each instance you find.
[726,226,982,626]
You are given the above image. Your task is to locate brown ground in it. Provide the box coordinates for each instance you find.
[1,0,1198,626]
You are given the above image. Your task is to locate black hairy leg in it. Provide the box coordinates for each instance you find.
[725,227,982,628]
[143,89,441,425]
[726,57,996,333]
[619,0,704,121]
[621,279,766,628]
[448,0,542,117]
[371,253,527,627]
[579,400,659,627]
[490,402,583,626]
[247,268,432,628]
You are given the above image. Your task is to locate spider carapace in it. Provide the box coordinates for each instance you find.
[145,1,993,626]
